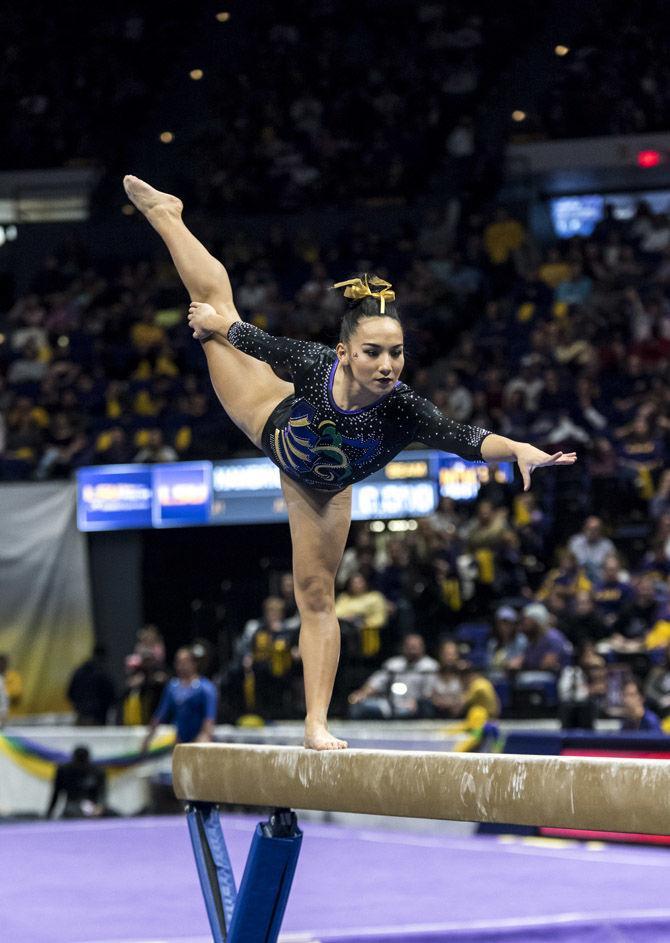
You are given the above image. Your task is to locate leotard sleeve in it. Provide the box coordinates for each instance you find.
[406,390,491,461]
[227,321,329,379]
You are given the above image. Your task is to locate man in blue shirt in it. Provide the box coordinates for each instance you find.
[142,647,217,749]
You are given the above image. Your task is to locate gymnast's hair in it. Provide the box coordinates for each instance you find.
[332,273,401,344]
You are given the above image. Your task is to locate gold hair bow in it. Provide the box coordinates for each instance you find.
[332,275,395,314]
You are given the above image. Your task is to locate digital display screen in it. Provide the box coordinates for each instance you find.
[549,189,670,239]
[352,481,436,519]
[77,462,211,531]
[153,462,211,527]
[77,450,507,530]
[77,465,153,531]
[550,195,604,238]
[209,455,439,524]
[438,457,513,502]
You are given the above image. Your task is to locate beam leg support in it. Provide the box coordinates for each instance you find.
[228,808,303,943]
[186,802,238,942]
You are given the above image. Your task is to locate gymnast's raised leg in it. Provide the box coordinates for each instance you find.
[123,175,293,447]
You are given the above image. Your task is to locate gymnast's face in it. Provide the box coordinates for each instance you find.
[339,316,404,394]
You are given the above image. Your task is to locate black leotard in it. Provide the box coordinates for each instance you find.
[227,321,492,493]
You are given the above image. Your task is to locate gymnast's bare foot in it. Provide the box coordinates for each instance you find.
[123,175,183,222]
[304,719,348,751]
[187,301,229,340]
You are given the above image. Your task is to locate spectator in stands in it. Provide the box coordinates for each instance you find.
[430,639,465,718]
[133,428,178,463]
[626,574,662,641]
[142,647,217,750]
[94,427,132,465]
[227,596,301,721]
[67,646,116,726]
[487,606,527,674]
[458,661,501,722]
[337,527,377,589]
[520,603,572,673]
[121,626,169,726]
[46,746,108,819]
[0,653,23,717]
[592,554,634,632]
[463,500,511,606]
[444,371,473,423]
[235,596,300,665]
[483,208,526,267]
[644,643,670,719]
[7,338,48,385]
[276,571,299,620]
[0,673,8,727]
[620,678,662,732]
[1,397,44,478]
[335,573,388,660]
[559,591,606,647]
[567,516,617,582]
[348,633,438,720]
[35,412,87,479]
[558,641,607,729]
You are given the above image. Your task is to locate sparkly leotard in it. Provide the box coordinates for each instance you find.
[227,321,492,493]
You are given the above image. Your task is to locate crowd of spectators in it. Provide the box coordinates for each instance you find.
[528,2,670,140]
[1,2,543,212]
[3,193,670,727]
[3,1,670,732]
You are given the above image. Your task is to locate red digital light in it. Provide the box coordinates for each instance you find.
[637,149,663,168]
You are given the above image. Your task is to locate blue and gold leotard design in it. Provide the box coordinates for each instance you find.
[272,402,381,487]
[227,320,491,494]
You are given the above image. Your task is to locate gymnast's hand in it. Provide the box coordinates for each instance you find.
[187,301,228,339]
[513,443,577,491]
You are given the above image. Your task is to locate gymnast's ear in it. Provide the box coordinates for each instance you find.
[335,339,350,364]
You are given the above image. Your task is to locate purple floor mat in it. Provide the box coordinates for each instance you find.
[2,815,669,943]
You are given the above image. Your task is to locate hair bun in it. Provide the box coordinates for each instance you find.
[332,274,395,313]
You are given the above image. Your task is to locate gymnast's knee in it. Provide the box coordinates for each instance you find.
[294,573,335,617]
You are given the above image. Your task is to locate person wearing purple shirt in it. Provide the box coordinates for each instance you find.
[520,603,572,672]
[620,679,663,733]
[592,555,634,631]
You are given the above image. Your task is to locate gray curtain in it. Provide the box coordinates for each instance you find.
[0,483,94,714]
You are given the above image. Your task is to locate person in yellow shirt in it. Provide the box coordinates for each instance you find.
[130,305,166,353]
[459,661,500,720]
[483,208,526,265]
[538,247,572,290]
[335,572,388,658]
[0,653,23,716]
[645,617,670,651]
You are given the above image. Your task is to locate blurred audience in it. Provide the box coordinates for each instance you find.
[67,646,116,726]
[0,653,23,717]
[46,745,109,819]
[348,633,438,719]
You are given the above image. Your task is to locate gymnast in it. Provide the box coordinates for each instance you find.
[123,175,577,751]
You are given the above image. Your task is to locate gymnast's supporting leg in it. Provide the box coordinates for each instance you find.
[282,473,352,750]
[123,175,292,445]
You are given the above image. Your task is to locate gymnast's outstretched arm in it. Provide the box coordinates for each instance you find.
[480,434,577,491]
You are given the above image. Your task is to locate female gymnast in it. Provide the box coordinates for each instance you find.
[123,175,577,750]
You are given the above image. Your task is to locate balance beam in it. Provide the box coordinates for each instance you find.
[173,743,670,834]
